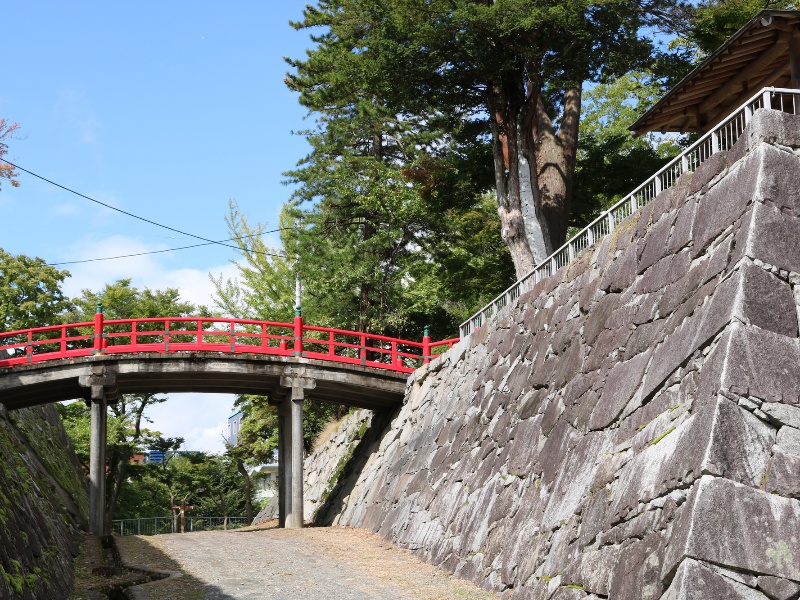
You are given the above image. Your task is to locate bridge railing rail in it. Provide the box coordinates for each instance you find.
[459,87,800,338]
[0,315,458,374]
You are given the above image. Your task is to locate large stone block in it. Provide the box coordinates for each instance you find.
[747,109,800,150]
[764,451,800,500]
[667,196,697,254]
[691,147,759,257]
[642,261,796,402]
[608,532,665,600]
[761,403,800,429]
[588,350,650,430]
[540,431,605,531]
[660,558,771,600]
[638,212,677,274]
[776,426,800,457]
[607,397,773,523]
[738,262,798,337]
[687,149,731,196]
[563,546,621,596]
[716,323,800,404]
[757,575,800,600]
[693,143,800,258]
[662,476,800,582]
[741,201,800,275]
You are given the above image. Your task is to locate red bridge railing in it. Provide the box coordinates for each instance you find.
[0,311,458,374]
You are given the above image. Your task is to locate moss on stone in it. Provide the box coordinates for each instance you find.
[0,559,41,596]
[0,407,87,599]
[649,426,676,446]
[356,419,370,441]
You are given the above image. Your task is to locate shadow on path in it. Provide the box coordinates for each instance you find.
[114,534,238,600]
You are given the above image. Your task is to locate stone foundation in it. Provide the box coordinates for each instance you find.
[0,405,88,599]
[303,110,800,599]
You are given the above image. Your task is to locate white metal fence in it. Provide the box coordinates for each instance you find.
[459,87,800,338]
[112,516,249,536]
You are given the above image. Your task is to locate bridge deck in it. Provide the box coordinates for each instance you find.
[0,353,409,411]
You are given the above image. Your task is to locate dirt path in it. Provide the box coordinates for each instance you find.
[116,525,503,600]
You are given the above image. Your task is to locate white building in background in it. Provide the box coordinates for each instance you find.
[250,462,279,500]
[227,410,278,500]
[227,410,244,446]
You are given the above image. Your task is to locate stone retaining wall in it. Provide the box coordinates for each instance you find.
[0,404,87,600]
[304,110,800,599]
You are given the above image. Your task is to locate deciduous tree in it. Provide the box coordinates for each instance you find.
[571,72,683,230]
[65,279,198,530]
[0,119,20,191]
[0,248,72,332]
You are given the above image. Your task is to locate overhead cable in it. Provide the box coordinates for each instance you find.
[47,229,289,266]
[1,158,290,257]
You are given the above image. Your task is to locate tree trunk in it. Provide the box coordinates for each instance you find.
[236,459,254,524]
[533,86,581,249]
[487,73,582,278]
[488,82,538,279]
[169,490,178,533]
[104,446,130,534]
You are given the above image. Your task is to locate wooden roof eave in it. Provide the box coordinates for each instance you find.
[630,10,800,135]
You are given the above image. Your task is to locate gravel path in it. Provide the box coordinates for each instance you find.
[117,525,502,600]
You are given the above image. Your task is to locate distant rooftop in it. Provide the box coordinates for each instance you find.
[631,10,800,134]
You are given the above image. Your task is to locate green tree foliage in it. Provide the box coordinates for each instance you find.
[224,397,277,524]
[0,248,72,332]
[112,446,250,524]
[62,279,199,528]
[278,1,518,335]
[66,278,198,322]
[113,467,172,519]
[286,0,681,277]
[192,454,248,520]
[687,0,794,55]
[210,202,296,323]
[571,72,683,229]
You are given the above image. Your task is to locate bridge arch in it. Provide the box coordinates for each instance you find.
[0,353,408,535]
[0,313,458,535]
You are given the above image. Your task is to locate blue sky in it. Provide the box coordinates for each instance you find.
[1,2,315,451]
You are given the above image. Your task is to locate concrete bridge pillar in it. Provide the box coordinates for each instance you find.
[79,370,117,536]
[278,372,316,529]
[276,399,288,528]
[88,390,107,536]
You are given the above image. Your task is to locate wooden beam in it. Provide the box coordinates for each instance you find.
[791,26,800,88]
[700,32,789,114]
[727,62,787,110]
[703,64,788,130]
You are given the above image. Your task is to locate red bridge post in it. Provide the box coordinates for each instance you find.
[423,325,431,364]
[93,303,105,355]
[293,307,303,357]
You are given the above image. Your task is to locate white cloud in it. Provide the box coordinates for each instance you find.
[53,202,81,216]
[143,393,234,454]
[56,235,247,454]
[60,234,240,309]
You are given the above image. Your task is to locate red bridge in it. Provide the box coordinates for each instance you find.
[0,309,458,372]
[0,308,459,537]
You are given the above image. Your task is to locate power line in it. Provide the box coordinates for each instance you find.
[1,158,288,257]
[47,229,289,266]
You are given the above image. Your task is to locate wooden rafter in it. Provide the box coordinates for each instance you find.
[631,10,800,134]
